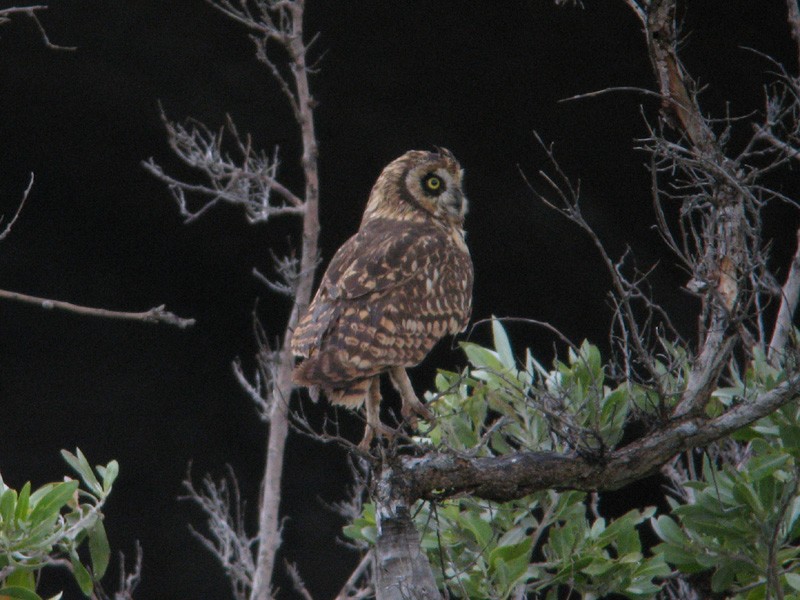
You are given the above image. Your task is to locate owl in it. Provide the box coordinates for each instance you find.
[291,149,474,448]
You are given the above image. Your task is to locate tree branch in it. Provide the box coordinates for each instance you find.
[401,373,800,503]
[0,288,195,328]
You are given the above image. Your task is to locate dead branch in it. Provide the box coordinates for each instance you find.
[115,542,143,600]
[769,227,800,364]
[0,288,195,328]
[143,112,303,223]
[0,5,76,50]
[182,466,256,600]
[334,551,373,600]
[0,172,33,241]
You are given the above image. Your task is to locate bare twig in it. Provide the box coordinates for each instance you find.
[143,112,304,223]
[113,542,143,600]
[334,551,373,600]
[0,172,33,241]
[0,288,195,328]
[0,5,76,50]
[284,560,314,600]
[182,465,256,600]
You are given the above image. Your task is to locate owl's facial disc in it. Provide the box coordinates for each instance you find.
[411,166,467,222]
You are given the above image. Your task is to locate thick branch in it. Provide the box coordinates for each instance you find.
[0,288,195,328]
[250,2,320,599]
[402,374,800,503]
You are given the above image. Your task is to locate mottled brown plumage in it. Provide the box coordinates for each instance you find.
[291,149,473,447]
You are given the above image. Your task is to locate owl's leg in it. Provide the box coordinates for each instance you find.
[359,376,395,450]
[389,366,433,427]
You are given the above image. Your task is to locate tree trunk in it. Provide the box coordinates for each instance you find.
[373,464,440,600]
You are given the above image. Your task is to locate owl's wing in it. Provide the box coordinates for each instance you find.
[291,218,472,389]
[291,219,443,357]
[323,219,432,300]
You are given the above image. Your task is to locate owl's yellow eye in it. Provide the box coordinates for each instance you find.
[422,173,445,195]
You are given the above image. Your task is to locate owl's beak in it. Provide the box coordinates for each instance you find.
[443,188,467,219]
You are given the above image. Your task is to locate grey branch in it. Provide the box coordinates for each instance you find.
[0,288,195,328]
[769,227,800,364]
[0,172,33,241]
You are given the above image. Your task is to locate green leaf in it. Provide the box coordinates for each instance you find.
[4,570,36,590]
[28,480,79,526]
[785,572,800,592]
[0,488,17,524]
[97,461,119,494]
[70,553,93,596]
[15,482,31,522]
[0,587,44,600]
[61,449,102,496]
[711,562,737,593]
[461,342,505,373]
[88,519,110,578]
[650,516,685,546]
[461,511,493,547]
[491,317,515,370]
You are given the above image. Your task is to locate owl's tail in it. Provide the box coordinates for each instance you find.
[292,356,373,408]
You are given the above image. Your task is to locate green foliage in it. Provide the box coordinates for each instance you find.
[346,319,669,598]
[653,348,800,599]
[347,490,668,598]
[0,449,118,600]
[346,319,800,598]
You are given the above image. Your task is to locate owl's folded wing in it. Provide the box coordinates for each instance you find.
[323,218,439,301]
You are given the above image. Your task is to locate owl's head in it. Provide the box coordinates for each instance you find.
[363,149,467,226]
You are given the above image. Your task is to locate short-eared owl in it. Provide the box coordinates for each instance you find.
[291,149,473,448]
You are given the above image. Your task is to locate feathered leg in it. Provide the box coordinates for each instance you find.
[359,376,395,449]
[389,366,433,428]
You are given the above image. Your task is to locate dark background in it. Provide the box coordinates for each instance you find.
[0,1,797,598]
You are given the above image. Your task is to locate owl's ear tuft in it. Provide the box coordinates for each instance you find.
[433,146,455,162]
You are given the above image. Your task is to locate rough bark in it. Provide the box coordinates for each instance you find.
[373,465,440,600]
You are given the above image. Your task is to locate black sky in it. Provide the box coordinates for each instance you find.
[0,1,798,599]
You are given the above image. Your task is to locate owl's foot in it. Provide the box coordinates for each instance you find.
[358,420,399,451]
[390,366,434,429]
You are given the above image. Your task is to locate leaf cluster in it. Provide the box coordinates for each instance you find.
[0,449,117,600]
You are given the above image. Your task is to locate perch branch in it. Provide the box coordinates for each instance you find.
[401,372,800,503]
